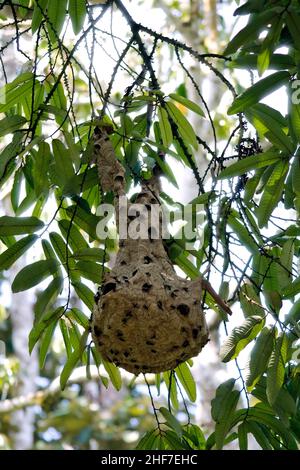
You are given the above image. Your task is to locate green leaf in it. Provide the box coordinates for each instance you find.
[257,159,289,228]
[12,259,59,293]
[32,0,48,33]
[0,234,37,271]
[163,430,190,450]
[228,71,290,115]
[31,142,52,198]
[144,144,178,188]
[0,216,44,236]
[60,328,89,390]
[0,115,27,137]
[246,326,275,391]
[246,421,272,450]
[230,54,295,70]
[0,73,34,113]
[66,205,99,240]
[285,10,300,50]
[45,81,68,129]
[73,281,95,311]
[159,407,182,437]
[257,16,283,76]
[29,306,64,353]
[249,103,287,131]
[224,9,279,55]
[76,260,103,283]
[157,107,173,148]
[175,362,197,402]
[163,371,179,410]
[245,105,294,153]
[183,424,206,450]
[39,319,57,368]
[239,283,265,318]
[47,0,67,42]
[211,379,240,449]
[290,103,300,143]
[102,359,122,391]
[52,140,75,187]
[169,93,205,117]
[49,231,77,276]
[266,333,288,406]
[238,422,248,450]
[136,430,158,450]
[220,316,264,362]
[58,219,88,252]
[165,101,198,150]
[69,0,86,35]
[218,149,282,179]
[0,134,23,183]
[227,213,258,254]
[72,247,106,263]
[34,276,63,322]
[282,276,300,299]
[67,308,90,329]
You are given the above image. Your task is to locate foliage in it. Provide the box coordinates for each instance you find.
[0,0,300,450]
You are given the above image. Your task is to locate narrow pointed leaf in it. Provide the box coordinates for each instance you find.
[228,72,290,115]
[12,259,59,293]
[0,216,44,235]
[0,234,37,271]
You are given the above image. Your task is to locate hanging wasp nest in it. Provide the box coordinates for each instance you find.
[91,126,231,375]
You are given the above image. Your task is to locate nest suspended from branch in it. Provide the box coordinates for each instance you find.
[91,126,231,375]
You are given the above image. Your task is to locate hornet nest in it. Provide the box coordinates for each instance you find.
[91,126,231,375]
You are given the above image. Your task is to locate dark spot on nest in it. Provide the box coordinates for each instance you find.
[102,282,116,295]
[181,327,187,333]
[146,340,155,346]
[183,287,189,292]
[143,304,149,310]
[150,197,157,204]
[145,272,151,276]
[182,340,189,348]
[94,143,100,149]
[134,365,139,369]
[94,291,100,303]
[193,300,198,305]
[93,325,102,337]
[177,304,190,316]
[120,260,127,266]
[124,351,130,357]
[151,349,157,354]
[119,240,125,247]
[164,284,171,290]
[116,330,124,338]
[144,256,152,264]
[171,345,179,351]
[171,291,177,299]
[133,303,139,308]
[132,269,138,277]
[157,300,163,310]
[130,358,137,363]
[142,283,152,292]
[98,341,103,347]
[192,328,199,339]
[170,305,176,309]
[115,361,120,366]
